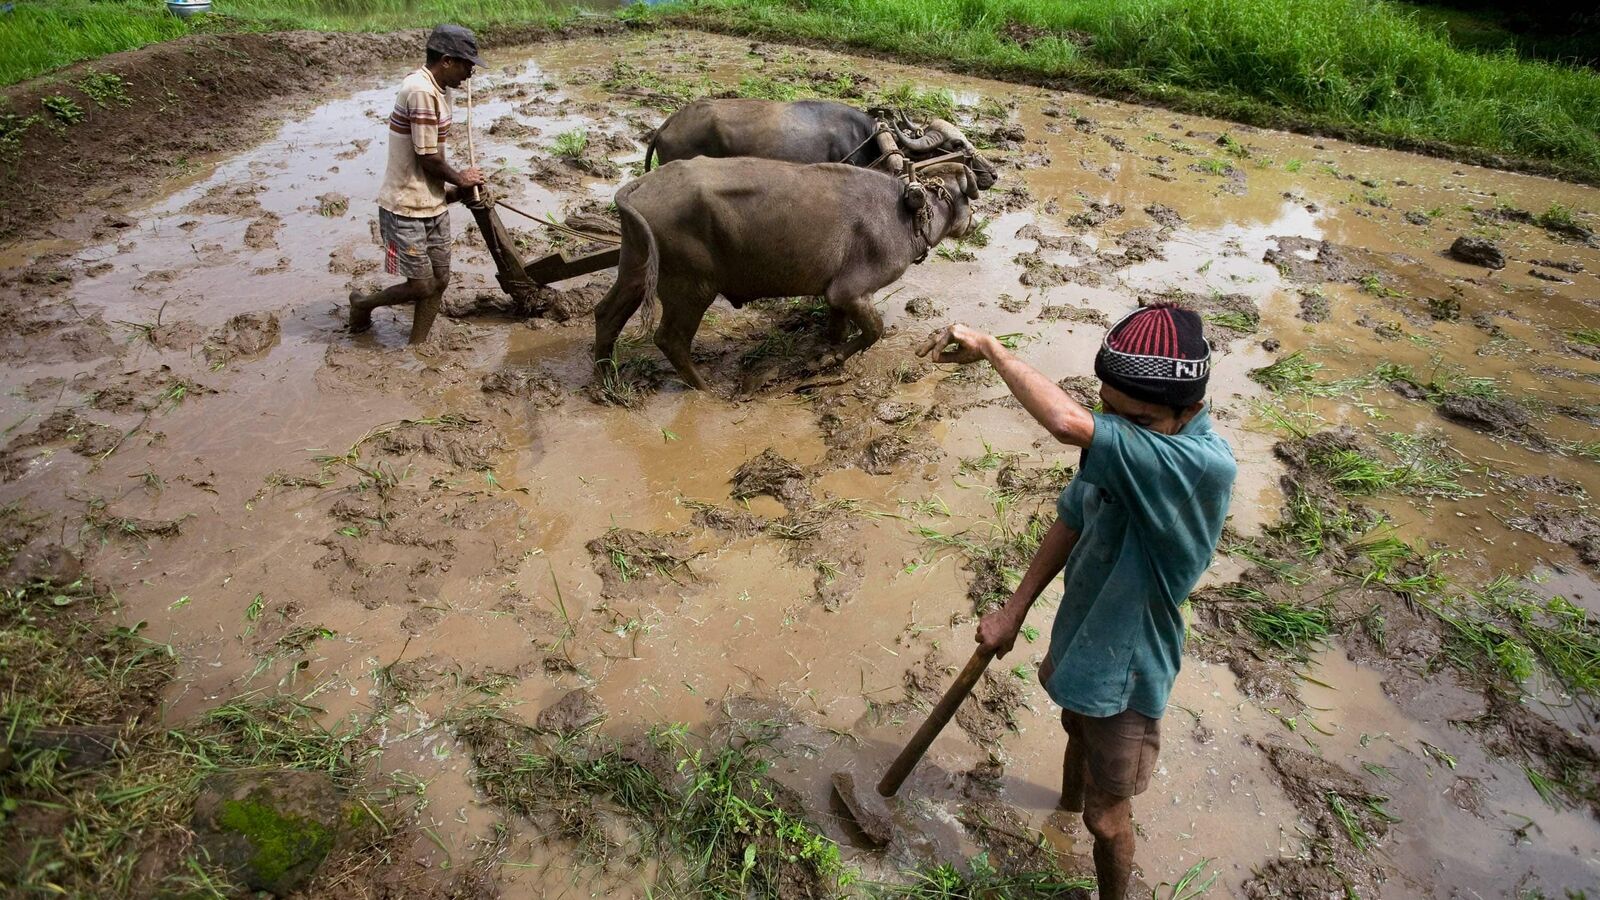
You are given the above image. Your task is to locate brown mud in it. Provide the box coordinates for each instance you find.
[2,26,1598,900]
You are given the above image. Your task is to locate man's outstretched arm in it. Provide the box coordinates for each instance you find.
[917,322,1095,447]
[976,518,1080,657]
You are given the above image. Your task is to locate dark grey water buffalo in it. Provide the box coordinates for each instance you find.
[594,157,982,390]
[643,98,998,190]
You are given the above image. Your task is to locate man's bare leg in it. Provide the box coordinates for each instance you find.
[407,262,449,344]
[1082,785,1135,900]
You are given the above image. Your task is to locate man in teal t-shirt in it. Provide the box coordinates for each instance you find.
[917,305,1236,900]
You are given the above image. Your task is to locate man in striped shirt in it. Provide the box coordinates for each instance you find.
[349,24,485,343]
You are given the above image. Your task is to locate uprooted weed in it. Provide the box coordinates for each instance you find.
[454,712,851,898]
[911,491,1055,615]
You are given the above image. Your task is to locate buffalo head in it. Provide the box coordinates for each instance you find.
[916,162,981,239]
[891,119,999,190]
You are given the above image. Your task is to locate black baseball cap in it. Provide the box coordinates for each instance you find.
[426,24,486,68]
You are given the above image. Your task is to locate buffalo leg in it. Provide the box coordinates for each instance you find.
[825,305,851,345]
[593,281,636,364]
[655,286,715,391]
[817,293,884,369]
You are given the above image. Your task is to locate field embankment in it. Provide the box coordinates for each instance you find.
[3,0,1599,189]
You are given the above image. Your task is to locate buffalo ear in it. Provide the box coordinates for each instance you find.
[903,182,928,210]
[961,166,979,200]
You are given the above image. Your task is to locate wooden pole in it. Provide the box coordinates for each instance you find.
[465,77,480,203]
[875,648,993,797]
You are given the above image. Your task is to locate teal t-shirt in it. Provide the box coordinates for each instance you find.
[1043,408,1236,720]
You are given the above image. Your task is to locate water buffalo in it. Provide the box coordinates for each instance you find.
[594,157,982,390]
[643,98,998,190]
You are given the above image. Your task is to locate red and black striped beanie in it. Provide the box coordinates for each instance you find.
[1093,303,1211,408]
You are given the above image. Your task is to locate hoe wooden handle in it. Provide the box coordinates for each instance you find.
[877,648,994,797]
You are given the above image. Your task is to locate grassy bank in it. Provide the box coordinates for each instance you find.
[2,0,1599,178]
[0,0,577,86]
[652,0,1600,179]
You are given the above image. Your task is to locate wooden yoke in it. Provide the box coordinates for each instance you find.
[873,126,908,178]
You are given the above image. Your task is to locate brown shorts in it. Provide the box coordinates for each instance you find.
[1041,655,1162,798]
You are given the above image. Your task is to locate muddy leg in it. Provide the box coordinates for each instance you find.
[350,277,434,334]
[407,262,449,345]
[817,293,883,369]
[654,288,714,391]
[1082,786,1135,900]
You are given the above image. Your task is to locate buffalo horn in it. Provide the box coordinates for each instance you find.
[891,123,944,154]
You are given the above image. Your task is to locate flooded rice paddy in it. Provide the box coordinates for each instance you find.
[2,28,1597,898]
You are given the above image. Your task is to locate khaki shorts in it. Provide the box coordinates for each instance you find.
[379,208,450,280]
[1041,654,1162,798]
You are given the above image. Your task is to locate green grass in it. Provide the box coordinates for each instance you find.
[1242,600,1332,653]
[551,127,589,158]
[1305,432,1474,499]
[0,0,573,86]
[658,0,1600,179]
[1250,351,1375,397]
[4,0,1600,178]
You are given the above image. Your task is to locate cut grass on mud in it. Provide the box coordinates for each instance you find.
[454,710,1092,898]
[0,559,391,895]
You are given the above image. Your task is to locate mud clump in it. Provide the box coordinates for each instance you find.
[203,312,281,365]
[1263,236,1363,283]
[1245,743,1390,900]
[1505,504,1599,568]
[480,365,564,410]
[1434,394,1538,443]
[585,527,699,596]
[374,416,505,471]
[859,433,943,475]
[1143,203,1184,229]
[1447,235,1505,269]
[315,192,349,217]
[1036,304,1107,326]
[9,409,122,460]
[905,649,1023,748]
[243,213,282,250]
[903,295,944,319]
[536,688,607,735]
[1065,200,1123,229]
[730,448,812,508]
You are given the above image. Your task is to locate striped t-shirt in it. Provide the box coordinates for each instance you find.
[377,68,453,218]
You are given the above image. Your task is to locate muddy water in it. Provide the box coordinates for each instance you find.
[3,28,1598,899]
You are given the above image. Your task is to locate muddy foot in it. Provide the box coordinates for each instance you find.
[347,290,372,333]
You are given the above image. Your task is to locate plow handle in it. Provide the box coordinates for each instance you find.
[877,648,994,797]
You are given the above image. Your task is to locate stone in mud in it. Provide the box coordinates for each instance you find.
[16,723,124,770]
[1528,267,1571,283]
[730,448,811,507]
[1447,235,1505,269]
[203,312,281,365]
[192,770,342,896]
[536,688,606,735]
[903,295,943,319]
[1404,210,1432,226]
